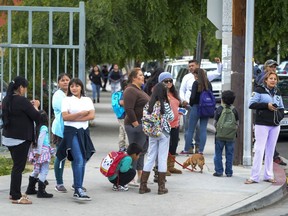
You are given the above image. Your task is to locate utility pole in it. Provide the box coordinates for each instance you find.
[231,0,246,165]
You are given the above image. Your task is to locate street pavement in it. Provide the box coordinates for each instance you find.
[0,90,287,216]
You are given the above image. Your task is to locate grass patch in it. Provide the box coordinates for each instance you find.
[0,157,13,176]
[0,157,33,176]
[0,156,71,176]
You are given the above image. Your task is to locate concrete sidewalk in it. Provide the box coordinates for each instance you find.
[0,91,287,216]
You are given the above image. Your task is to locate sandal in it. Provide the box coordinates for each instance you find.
[264,179,277,183]
[244,179,258,184]
[11,195,32,204]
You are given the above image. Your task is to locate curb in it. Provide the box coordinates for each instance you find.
[207,163,287,216]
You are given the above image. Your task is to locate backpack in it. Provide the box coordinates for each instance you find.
[198,90,216,118]
[111,91,125,118]
[100,151,127,177]
[142,101,163,138]
[216,105,238,141]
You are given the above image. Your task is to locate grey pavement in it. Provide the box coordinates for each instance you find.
[0,90,287,216]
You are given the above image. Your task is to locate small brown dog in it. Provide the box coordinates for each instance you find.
[182,153,205,173]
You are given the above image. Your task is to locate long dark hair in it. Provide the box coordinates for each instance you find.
[2,76,29,128]
[67,78,85,97]
[34,110,48,147]
[144,67,164,96]
[194,68,209,92]
[148,82,168,115]
[168,84,180,102]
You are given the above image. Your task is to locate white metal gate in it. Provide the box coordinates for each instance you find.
[0,2,86,145]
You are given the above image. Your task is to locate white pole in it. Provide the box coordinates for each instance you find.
[243,0,254,166]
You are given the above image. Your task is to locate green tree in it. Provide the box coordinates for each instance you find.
[1,0,221,68]
[254,0,288,62]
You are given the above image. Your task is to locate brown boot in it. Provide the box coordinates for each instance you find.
[158,172,168,195]
[168,155,182,174]
[166,165,171,176]
[139,171,151,194]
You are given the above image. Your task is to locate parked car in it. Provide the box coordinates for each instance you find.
[277,61,288,74]
[164,60,188,83]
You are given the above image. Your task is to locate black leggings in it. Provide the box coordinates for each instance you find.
[109,168,136,186]
[169,127,180,155]
[8,140,31,200]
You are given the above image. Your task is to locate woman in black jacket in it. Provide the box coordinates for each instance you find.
[2,76,41,204]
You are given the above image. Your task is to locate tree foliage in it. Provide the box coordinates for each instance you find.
[254,0,288,62]
[0,0,221,67]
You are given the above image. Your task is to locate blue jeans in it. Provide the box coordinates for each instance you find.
[214,138,234,175]
[70,135,86,189]
[184,106,200,151]
[185,105,209,153]
[53,135,66,185]
[91,83,101,100]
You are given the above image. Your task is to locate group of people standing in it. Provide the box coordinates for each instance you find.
[88,64,124,103]
[2,57,286,204]
[3,73,95,204]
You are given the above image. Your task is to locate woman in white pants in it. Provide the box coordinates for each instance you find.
[139,81,174,195]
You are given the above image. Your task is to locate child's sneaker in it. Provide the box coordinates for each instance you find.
[112,184,128,191]
[73,188,91,201]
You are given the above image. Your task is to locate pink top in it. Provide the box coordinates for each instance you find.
[168,92,180,128]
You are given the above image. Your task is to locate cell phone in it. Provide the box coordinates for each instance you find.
[273,103,278,108]
[178,107,188,115]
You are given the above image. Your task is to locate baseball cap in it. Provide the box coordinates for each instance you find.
[264,59,278,67]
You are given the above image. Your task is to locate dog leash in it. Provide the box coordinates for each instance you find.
[168,153,194,172]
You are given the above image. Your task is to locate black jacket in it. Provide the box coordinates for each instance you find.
[2,95,40,142]
[56,126,96,163]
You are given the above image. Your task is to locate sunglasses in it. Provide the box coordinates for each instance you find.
[163,79,173,84]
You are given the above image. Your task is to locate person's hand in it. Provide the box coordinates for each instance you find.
[31,100,40,109]
[34,153,40,160]
[182,101,188,108]
[268,103,277,111]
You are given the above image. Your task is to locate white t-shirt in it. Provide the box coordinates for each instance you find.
[179,73,196,103]
[61,95,94,129]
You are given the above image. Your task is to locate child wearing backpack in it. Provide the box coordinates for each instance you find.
[213,90,239,177]
[107,143,143,191]
[111,80,128,151]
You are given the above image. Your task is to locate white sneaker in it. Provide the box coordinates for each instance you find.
[112,184,128,191]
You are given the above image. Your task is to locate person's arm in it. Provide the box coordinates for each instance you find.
[213,106,223,127]
[164,102,174,121]
[52,91,65,113]
[249,90,271,110]
[189,81,198,106]
[88,72,93,82]
[179,75,187,103]
[35,128,46,157]
[62,97,95,121]
[123,88,139,127]
[22,97,41,123]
